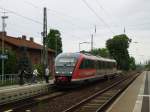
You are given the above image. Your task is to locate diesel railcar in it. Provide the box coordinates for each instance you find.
[54,52,117,84]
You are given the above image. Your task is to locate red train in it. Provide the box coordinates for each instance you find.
[54,52,117,85]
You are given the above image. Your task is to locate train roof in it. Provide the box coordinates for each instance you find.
[81,53,116,63]
[56,52,116,63]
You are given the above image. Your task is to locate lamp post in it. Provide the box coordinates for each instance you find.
[79,42,90,52]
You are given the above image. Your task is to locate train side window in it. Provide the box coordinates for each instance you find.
[86,59,89,68]
[113,62,116,68]
[103,62,105,69]
[79,59,97,69]
[87,59,92,69]
[109,62,111,68]
[104,62,106,69]
[106,62,108,69]
[85,59,89,69]
[112,62,114,68]
[101,62,102,69]
[107,62,109,68]
[90,60,94,69]
[99,61,102,69]
[98,61,100,69]
[101,61,103,69]
[79,59,85,69]
[95,61,98,69]
[87,59,94,69]
[110,62,112,68]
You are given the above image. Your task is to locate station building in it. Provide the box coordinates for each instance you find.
[0,32,55,75]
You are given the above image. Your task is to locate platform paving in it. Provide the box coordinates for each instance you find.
[0,79,54,91]
[107,71,147,112]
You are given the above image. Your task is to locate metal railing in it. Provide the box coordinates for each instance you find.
[0,74,19,86]
[0,74,47,86]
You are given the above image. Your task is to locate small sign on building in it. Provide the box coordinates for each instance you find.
[0,54,8,60]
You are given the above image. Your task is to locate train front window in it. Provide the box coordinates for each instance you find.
[56,57,77,66]
[55,57,77,75]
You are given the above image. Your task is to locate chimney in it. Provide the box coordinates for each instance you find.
[22,35,26,40]
[29,37,34,42]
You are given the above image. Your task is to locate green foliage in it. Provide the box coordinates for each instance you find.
[33,64,44,77]
[129,57,136,70]
[17,46,32,73]
[106,34,131,70]
[47,29,63,56]
[91,48,110,58]
[0,49,17,74]
[145,61,150,70]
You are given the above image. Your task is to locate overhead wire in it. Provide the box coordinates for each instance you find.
[0,1,104,42]
[81,0,115,35]
[23,1,91,31]
[0,5,85,42]
[95,0,112,18]
[22,1,89,40]
[0,6,43,25]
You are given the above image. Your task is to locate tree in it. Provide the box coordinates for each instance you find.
[129,57,136,70]
[47,29,62,56]
[91,48,110,58]
[0,49,17,74]
[106,34,131,70]
[145,60,150,70]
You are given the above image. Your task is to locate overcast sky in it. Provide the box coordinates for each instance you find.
[0,0,150,63]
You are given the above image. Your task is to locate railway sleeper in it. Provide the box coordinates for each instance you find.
[79,107,98,112]
[92,99,106,104]
[84,100,106,107]
[86,103,102,106]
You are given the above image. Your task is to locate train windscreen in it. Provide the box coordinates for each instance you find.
[55,57,77,75]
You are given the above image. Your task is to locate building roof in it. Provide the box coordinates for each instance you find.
[0,32,55,53]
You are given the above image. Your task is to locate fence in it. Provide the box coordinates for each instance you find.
[0,74,46,86]
[0,74,19,86]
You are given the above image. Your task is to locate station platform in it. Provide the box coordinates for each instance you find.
[107,71,149,112]
[0,80,54,91]
[0,80,54,105]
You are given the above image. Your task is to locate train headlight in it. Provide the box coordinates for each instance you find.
[70,72,72,74]
[56,71,59,74]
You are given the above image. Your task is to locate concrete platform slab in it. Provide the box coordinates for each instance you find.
[107,71,146,112]
[0,79,54,105]
[0,79,54,91]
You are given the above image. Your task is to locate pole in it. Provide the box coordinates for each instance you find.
[124,27,126,34]
[79,43,80,52]
[1,13,8,84]
[43,7,48,76]
[91,34,93,51]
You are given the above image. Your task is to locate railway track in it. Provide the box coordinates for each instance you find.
[8,91,66,112]
[2,72,139,112]
[1,84,66,112]
[63,73,139,112]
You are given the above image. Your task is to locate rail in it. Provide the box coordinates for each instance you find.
[63,73,139,112]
